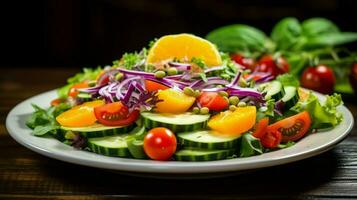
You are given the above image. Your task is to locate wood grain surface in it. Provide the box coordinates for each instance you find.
[1,68,357,199]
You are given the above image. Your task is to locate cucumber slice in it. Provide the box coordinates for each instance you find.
[177,130,240,150]
[88,134,131,157]
[126,138,147,159]
[141,112,210,132]
[281,86,299,109]
[61,123,135,138]
[263,81,285,100]
[175,149,235,161]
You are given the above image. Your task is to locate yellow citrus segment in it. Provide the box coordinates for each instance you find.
[56,100,104,127]
[155,89,195,113]
[208,106,256,136]
[147,34,222,67]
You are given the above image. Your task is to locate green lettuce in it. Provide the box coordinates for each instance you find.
[240,133,263,157]
[290,93,343,129]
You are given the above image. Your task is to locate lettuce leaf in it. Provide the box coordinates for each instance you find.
[240,133,263,157]
[290,92,343,129]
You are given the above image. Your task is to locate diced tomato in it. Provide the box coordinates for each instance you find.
[267,111,311,142]
[145,80,169,92]
[50,98,65,106]
[94,102,139,126]
[68,82,89,97]
[197,92,228,112]
[252,117,269,139]
[260,129,282,148]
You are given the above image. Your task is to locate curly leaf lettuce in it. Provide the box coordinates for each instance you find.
[291,92,343,129]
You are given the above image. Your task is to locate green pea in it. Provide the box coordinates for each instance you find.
[65,131,76,140]
[229,105,237,111]
[192,107,200,114]
[194,90,201,97]
[167,67,178,75]
[183,87,195,96]
[228,96,239,105]
[237,102,246,107]
[200,107,209,115]
[115,72,124,81]
[154,70,166,79]
[238,77,247,87]
[218,91,228,97]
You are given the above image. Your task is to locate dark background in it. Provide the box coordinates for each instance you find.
[1,0,357,69]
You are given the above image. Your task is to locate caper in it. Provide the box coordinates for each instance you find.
[237,102,246,107]
[200,107,210,115]
[64,131,76,140]
[154,70,166,79]
[167,67,178,75]
[238,77,247,87]
[228,96,239,105]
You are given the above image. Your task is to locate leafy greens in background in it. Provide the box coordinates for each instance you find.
[206,17,357,94]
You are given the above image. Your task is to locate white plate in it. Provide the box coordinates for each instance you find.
[6,90,354,174]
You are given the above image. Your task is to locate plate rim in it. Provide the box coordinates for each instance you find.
[5,89,354,174]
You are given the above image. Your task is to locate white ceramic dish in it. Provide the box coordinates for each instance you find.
[6,90,354,174]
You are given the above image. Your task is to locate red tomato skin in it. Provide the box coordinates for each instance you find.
[255,55,289,78]
[252,117,269,139]
[268,111,311,142]
[94,102,139,126]
[197,92,228,111]
[301,65,336,94]
[230,54,255,70]
[261,129,282,148]
[143,128,177,161]
[349,63,357,94]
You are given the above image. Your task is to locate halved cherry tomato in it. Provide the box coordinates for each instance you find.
[255,55,289,78]
[68,82,89,97]
[197,92,228,111]
[143,127,177,161]
[94,102,139,126]
[260,129,282,148]
[145,80,169,92]
[50,98,65,106]
[268,111,311,142]
[230,54,255,70]
[96,70,111,86]
[252,117,269,139]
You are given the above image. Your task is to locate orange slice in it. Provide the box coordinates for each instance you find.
[147,33,222,67]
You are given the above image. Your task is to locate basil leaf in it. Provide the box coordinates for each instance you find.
[206,24,269,53]
[240,133,263,157]
[305,32,357,48]
[271,17,302,50]
[302,18,339,37]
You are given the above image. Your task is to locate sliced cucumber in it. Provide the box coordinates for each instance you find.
[126,138,147,159]
[175,149,235,161]
[77,92,92,99]
[177,130,240,150]
[263,81,285,100]
[281,86,299,109]
[141,112,210,132]
[61,123,135,138]
[88,134,131,157]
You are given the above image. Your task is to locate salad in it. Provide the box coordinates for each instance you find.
[26,34,343,161]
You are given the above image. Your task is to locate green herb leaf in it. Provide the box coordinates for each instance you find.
[190,57,206,68]
[271,17,302,51]
[240,133,263,157]
[206,24,269,53]
[33,124,59,136]
[302,18,339,37]
[305,32,357,48]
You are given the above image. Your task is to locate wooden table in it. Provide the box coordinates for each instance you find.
[1,68,357,199]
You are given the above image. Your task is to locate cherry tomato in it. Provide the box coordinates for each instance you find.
[243,73,266,81]
[260,129,282,148]
[50,98,65,106]
[197,92,228,111]
[145,80,169,92]
[252,117,269,139]
[96,71,110,86]
[255,55,289,78]
[94,102,139,126]
[143,127,177,161]
[230,54,255,70]
[68,82,89,97]
[301,65,336,94]
[268,111,311,142]
[349,63,357,94]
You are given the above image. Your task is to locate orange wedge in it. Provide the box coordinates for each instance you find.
[147,33,222,67]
